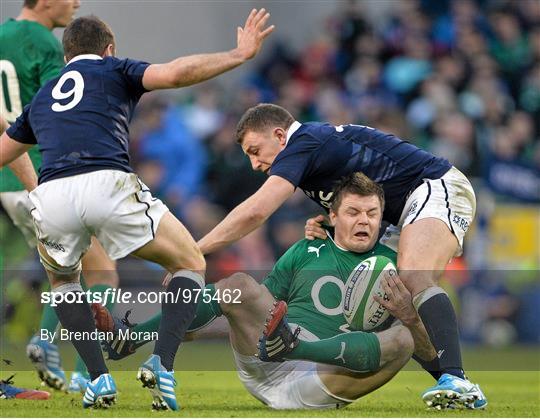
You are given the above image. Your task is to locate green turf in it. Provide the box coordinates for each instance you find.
[1,342,539,417]
[1,370,539,417]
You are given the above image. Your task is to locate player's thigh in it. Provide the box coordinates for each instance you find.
[81,237,119,288]
[0,191,37,247]
[217,274,275,355]
[28,181,92,270]
[395,169,475,295]
[131,211,205,273]
[398,218,457,295]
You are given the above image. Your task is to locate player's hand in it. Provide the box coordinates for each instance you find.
[305,214,328,240]
[235,8,275,61]
[373,271,417,326]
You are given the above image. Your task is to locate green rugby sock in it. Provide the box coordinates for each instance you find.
[130,283,222,340]
[188,283,222,331]
[288,331,381,372]
[73,284,115,374]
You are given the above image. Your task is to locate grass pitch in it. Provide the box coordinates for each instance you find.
[1,342,539,417]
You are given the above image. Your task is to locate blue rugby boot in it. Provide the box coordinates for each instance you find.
[68,371,90,394]
[82,373,117,408]
[26,336,67,391]
[463,382,488,409]
[422,373,487,409]
[137,354,178,411]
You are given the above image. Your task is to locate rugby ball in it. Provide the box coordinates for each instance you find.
[342,256,396,331]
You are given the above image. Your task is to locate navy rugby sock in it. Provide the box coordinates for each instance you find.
[153,272,203,371]
[412,354,441,380]
[52,283,108,381]
[417,292,465,379]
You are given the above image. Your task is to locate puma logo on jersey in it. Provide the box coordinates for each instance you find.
[334,341,346,364]
[308,244,326,258]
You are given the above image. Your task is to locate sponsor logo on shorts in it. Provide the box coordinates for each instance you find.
[452,214,469,232]
[39,239,66,252]
[407,200,418,216]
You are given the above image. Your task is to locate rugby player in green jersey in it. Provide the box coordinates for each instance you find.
[0,0,120,393]
[94,172,436,409]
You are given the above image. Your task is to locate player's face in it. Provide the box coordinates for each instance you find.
[330,193,382,253]
[49,0,80,28]
[241,129,286,174]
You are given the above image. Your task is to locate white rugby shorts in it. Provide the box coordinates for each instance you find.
[0,190,37,247]
[380,166,476,256]
[28,170,168,267]
[232,323,350,410]
[233,350,350,410]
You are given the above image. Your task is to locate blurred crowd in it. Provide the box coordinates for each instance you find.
[2,0,539,344]
[126,0,540,344]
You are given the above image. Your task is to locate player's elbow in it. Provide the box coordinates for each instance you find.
[168,61,199,88]
[247,204,270,227]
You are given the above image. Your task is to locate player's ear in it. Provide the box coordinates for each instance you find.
[329,209,337,226]
[103,44,115,57]
[274,127,287,146]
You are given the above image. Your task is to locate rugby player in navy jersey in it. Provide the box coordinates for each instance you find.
[0,12,273,410]
[197,103,487,409]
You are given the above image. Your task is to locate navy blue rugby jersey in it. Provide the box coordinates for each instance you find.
[7,55,149,184]
[269,122,452,225]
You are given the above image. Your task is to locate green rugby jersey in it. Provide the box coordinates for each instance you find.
[263,237,397,339]
[0,19,64,191]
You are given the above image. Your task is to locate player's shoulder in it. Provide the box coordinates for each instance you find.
[290,122,335,142]
[24,21,62,51]
[102,56,150,71]
[285,237,332,260]
[1,19,60,51]
[274,122,332,161]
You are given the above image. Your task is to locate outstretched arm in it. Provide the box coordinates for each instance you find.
[8,153,38,192]
[197,175,295,255]
[0,118,38,191]
[142,8,274,90]
[0,131,33,168]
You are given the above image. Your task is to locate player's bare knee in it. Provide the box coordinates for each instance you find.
[189,250,206,273]
[396,267,436,297]
[217,273,260,314]
[393,326,414,358]
[169,249,206,273]
[378,326,413,366]
[83,270,119,288]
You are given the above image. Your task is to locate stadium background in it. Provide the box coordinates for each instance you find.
[1,0,539,401]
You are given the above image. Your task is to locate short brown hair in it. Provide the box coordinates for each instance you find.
[330,172,385,212]
[236,103,295,144]
[63,15,115,62]
[23,0,38,8]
